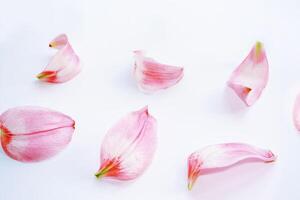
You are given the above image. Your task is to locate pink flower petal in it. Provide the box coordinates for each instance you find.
[49,34,68,49]
[227,42,269,106]
[134,51,184,93]
[95,106,157,181]
[37,34,81,83]
[0,106,75,162]
[293,94,300,131]
[188,143,276,190]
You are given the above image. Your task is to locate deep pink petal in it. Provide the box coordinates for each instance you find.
[293,94,300,131]
[95,106,157,181]
[0,106,75,162]
[37,34,81,83]
[134,51,184,93]
[227,42,269,106]
[188,143,276,190]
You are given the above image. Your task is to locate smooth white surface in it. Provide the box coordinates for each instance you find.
[0,0,300,199]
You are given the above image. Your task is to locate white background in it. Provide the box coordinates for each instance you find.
[0,0,300,199]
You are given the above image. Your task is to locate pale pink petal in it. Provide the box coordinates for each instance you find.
[227,42,269,106]
[37,34,81,83]
[134,51,184,93]
[188,143,276,190]
[293,94,300,131]
[95,106,157,181]
[0,106,75,162]
[49,34,68,49]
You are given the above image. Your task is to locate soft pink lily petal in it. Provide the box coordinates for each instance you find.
[134,51,184,93]
[227,42,269,106]
[37,34,81,83]
[293,94,300,131]
[95,106,157,181]
[0,106,75,162]
[188,143,276,190]
[49,34,68,49]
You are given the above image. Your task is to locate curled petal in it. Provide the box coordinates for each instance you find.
[95,106,157,181]
[293,94,300,131]
[227,42,269,106]
[49,34,68,49]
[0,106,75,162]
[188,143,276,190]
[37,34,81,83]
[134,51,184,93]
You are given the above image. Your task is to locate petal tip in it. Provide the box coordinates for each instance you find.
[245,100,253,107]
[135,106,150,117]
[72,121,76,129]
[265,150,276,162]
[49,34,68,49]
[140,105,149,115]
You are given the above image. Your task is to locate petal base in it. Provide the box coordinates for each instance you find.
[95,168,109,179]
[37,71,57,81]
[95,158,121,179]
[188,178,197,190]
